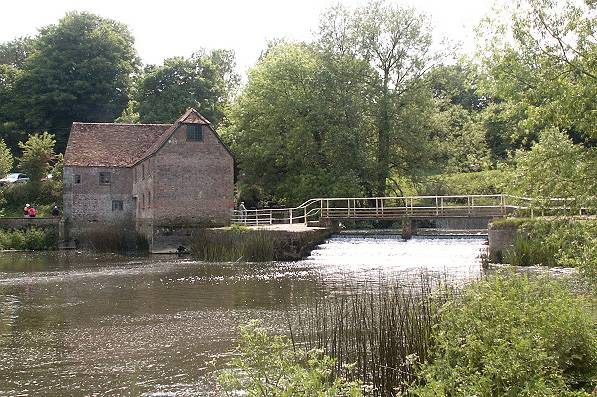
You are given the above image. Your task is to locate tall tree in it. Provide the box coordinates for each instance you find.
[133,49,239,126]
[11,12,139,151]
[319,1,437,195]
[224,43,374,205]
[481,0,597,144]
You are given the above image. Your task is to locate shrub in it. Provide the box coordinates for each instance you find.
[0,227,57,250]
[217,320,362,397]
[411,274,597,397]
[499,218,597,287]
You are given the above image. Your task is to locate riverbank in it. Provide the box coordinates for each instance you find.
[488,217,596,287]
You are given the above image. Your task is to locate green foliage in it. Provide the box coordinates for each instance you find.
[2,182,61,216]
[320,1,437,195]
[412,274,597,397]
[0,36,34,68]
[133,49,238,126]
[510,128,596,210]
[0,227,57,250]
[504,219,597,286]
[0,138,13,177]
[7,12,139,152]
[225,42,374,205]
[481,0,597,143]
[416,169,511,196]
[218,320,362,397]
[17,132,55,183]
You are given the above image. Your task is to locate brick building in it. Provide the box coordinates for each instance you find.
[63,109,234,251]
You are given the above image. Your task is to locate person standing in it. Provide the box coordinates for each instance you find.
[238,202,247,223]
[23,204,30,217]
[51,205,60,217]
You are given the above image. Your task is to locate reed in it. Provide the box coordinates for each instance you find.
[191,229,276,262]
[79,228,149,253]
[288,275,452,396]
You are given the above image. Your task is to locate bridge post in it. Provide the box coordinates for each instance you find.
[289,209,293,224]
[401,218,416,240]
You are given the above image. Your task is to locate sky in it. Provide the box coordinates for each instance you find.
[0,0,498,75]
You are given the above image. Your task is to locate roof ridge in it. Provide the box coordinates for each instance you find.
[72,122,173,126]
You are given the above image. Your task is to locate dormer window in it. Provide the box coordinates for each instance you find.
[186,124,203,141]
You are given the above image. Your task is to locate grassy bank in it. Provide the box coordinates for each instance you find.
[0,227,57,250]
[220,274,597,396]
[492,217,596,286]
[191,226,331,262]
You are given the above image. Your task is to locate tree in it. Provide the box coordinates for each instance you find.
[0,139,13,177]
[481,0,597,145]
[18,132,56,183]
[319,1,437,195]
[0,36,34,68]
[224,42,374,205]
[133,49,238,126]
[12,12,139,151]
[510,128,596,208]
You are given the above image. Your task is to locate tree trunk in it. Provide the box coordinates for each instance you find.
[375,75,391,196]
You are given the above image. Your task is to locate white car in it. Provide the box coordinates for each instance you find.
[0,173,30,186]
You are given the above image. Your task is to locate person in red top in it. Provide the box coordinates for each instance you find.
[27,206,37,217]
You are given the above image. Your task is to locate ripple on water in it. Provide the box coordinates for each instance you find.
[0,235,488,396]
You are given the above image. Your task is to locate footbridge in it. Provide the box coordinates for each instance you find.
[232,194,589,227]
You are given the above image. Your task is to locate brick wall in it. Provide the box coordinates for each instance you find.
[151,124,234,227]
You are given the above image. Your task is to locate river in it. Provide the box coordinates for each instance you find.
[0,235,485,396]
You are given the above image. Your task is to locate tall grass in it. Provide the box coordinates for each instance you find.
[79,228,149,254]
[191,229,276,262]
[289,275,451,396]
[504,236,557,266]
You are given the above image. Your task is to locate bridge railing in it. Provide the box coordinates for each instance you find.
[231,194,594,226]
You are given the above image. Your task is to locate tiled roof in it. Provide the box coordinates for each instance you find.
[64,122,171,167]
[64,109,229,168]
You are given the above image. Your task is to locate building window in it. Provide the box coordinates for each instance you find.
[99,172,111,185]
[112,200,123,211]
[186,124,203,141]
[148,191,151,207]
[142,163,145,180]
[74,174,81,184]
[142,193,145,209]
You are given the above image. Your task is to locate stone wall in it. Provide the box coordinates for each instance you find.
[488,223,518,262]
[63,165,135,239]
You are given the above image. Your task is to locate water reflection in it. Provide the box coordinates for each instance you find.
[0,236,485,396]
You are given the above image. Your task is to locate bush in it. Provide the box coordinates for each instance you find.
[0,227,57,250]
[217,320,362,397]
[411,274,597,397]
[500,218,597,286]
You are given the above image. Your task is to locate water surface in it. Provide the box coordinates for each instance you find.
[0,235,485,396]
